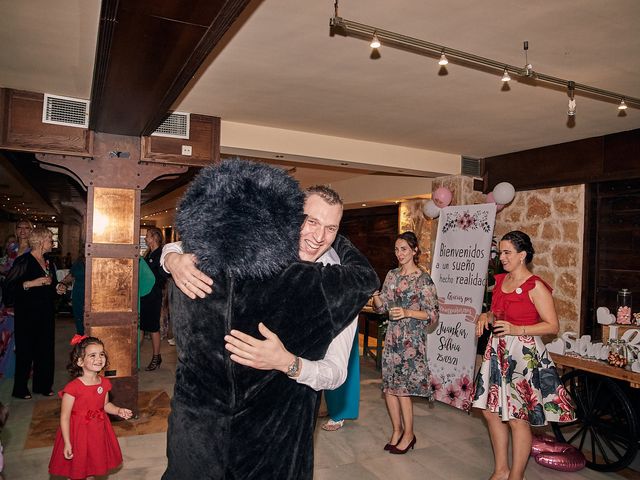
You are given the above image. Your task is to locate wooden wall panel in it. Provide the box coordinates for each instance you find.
[483,128,639,192]
[91,187,136,244]
[0,89,93,156]
[340,205,398,287]
[584,178,640,337]
[91,325,134,378]
[90,257,134,313]
[140,114,220,166]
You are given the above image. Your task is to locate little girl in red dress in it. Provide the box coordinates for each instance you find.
[49,335,133,479]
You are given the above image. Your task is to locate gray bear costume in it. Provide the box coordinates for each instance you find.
[162,159,378,479]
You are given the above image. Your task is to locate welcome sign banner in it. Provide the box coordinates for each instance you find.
[427,203,496,410]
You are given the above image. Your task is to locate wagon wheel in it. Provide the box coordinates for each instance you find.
[552,370,639,471]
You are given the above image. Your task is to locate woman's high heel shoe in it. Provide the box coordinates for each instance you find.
[389,435,416,454]
[383,441,398,451]
[146,354,162,371]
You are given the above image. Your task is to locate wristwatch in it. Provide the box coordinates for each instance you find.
[286,356,300,377]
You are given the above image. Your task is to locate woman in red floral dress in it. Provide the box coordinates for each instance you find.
[472,230,575,480]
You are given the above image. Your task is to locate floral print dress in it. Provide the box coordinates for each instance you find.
[376,268,439,397]
[472,274,575,425]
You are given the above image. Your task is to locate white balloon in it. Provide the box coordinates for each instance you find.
[493,182,516,205]
[423,200,441,218]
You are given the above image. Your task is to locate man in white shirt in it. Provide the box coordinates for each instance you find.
[161,186,361,421]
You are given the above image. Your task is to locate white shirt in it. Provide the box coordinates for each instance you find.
[160,242,355,391]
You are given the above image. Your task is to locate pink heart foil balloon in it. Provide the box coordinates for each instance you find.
[535,447,586,472]
[530,434,559,456]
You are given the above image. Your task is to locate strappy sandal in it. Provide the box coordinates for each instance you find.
[145,354,162,371]
[321,419,344,431]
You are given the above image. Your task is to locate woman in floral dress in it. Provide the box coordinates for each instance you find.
[372,231,439,454]
[472,230,575,480]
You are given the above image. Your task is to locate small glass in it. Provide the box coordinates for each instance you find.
[616,289,632,324]
[608,339,629,368]
[487,310,505,333]
[388,299,403,322]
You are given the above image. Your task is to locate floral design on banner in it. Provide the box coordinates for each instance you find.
[442,209,492,233]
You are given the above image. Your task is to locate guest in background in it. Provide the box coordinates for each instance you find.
[63,252,73,269]
[4,227,66,399]
[372,231,439,455]
[472,230,575,480]
[0,235,19,380]
[0,235,18,277]
[0,218,34,382]
[140,227,166,371]
[59,248,86,335]
[14,219,32,258]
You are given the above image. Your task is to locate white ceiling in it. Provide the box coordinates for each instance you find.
[1,0,639,170]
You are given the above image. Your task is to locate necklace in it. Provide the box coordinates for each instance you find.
[506,272,529,285]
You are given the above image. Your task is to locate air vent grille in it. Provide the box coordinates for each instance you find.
[152,112,190,139]
[42,94,89,128]
[461,156,483,177]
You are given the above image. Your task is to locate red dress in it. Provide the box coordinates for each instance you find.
[49,377,123,479]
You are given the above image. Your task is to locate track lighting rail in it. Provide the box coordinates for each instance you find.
[330,16,639,109]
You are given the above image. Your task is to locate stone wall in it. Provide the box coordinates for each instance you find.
[431,176,584,334]
[399,199,436,271]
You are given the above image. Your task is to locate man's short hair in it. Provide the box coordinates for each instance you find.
[304,185,343,206]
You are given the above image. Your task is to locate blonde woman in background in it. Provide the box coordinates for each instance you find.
[4,227,65,399]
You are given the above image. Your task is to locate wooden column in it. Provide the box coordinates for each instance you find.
[37,133,187,412]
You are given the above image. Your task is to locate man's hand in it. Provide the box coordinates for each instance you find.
[164,252,213,299]
[224,322,295,373]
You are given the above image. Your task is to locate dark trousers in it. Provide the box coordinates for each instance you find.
[12,311,55,397]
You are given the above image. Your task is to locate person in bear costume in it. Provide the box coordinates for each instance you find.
[162,159,378,480]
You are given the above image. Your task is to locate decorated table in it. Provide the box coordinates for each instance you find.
[548,327,640,472]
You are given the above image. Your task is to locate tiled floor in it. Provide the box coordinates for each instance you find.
[1,315,637,479]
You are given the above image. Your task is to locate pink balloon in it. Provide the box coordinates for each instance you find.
[485,191,505,212]
[535,448,586,472]
[530,434,559,456]
[433,187,453,208]
[530,435,586,472]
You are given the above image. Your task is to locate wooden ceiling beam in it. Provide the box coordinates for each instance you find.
[89,0,252,136]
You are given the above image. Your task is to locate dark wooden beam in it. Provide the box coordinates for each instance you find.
[89,0,252,136]
[484,128,640,192]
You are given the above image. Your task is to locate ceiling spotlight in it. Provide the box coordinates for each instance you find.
[501,67,511,82]
[523,41,535,77]
[369,31,381,49]
[567,80,576,116]
[618,99,628,110]
[438,51,449,66]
